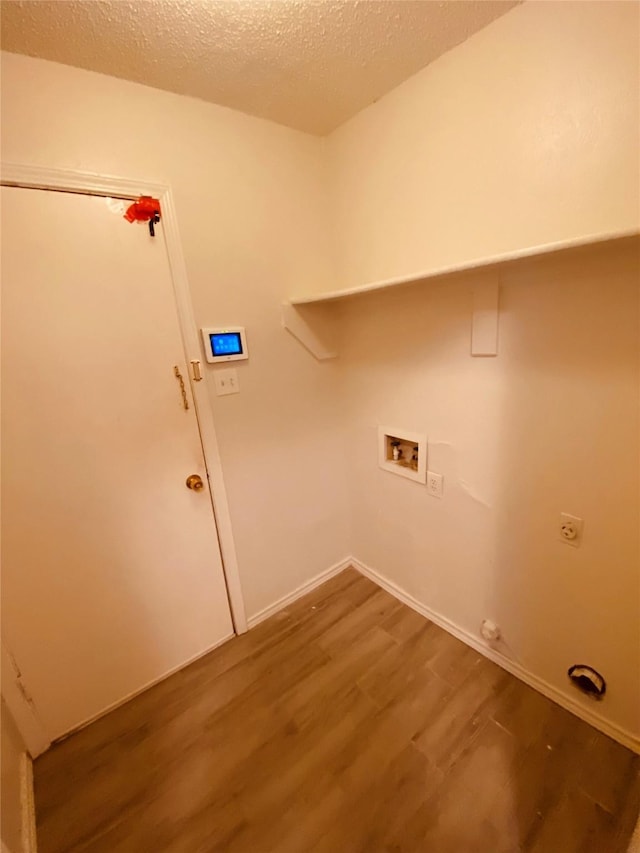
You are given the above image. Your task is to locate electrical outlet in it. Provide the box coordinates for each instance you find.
[559,513,583,547]
[427,471,444,498]
[214,368,239,396]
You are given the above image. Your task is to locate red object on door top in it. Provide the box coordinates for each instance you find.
[124,196,161,224]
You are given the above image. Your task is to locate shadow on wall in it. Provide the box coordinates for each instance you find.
[487,243,640,849]
[339,272,505,637]
[489,243,640,736]
[338,239,640,849]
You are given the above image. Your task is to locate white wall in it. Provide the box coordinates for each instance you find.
[2,0,638,749]
[319,0,640,743]
[1,701,26,853]
[339,240,640,738]
[325,1,640,293]
[0,51,349,620]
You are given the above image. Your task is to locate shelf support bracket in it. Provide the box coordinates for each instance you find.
[281,302,338,360]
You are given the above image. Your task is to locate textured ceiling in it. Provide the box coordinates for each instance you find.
[0,0,519,135]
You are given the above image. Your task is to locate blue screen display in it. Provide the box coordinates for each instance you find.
[210,332,243,357]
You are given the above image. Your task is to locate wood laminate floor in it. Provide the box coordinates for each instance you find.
[35,569,640,853]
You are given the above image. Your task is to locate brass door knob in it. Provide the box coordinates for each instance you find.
[186,474,204,491]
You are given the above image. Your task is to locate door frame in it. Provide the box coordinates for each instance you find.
[1,162,248,637]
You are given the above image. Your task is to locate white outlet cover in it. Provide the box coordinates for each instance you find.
[427,471,444,498]
[214,367,239,396]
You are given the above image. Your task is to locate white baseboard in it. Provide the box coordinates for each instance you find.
[20,752,37,853]
[352,557,640,754]
[247,557,352,629]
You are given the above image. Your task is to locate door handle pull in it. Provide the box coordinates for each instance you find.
[173,366,189,410]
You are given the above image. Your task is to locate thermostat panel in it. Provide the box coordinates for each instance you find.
[201,327,248,363]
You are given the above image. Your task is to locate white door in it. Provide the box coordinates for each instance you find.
[1,186,234,741]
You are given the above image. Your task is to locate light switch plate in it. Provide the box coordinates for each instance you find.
[214,368,239,396]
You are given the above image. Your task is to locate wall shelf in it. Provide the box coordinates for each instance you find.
[288,229,638,306]
[282,229,638,361]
